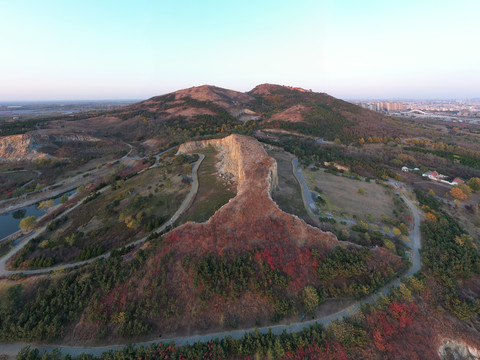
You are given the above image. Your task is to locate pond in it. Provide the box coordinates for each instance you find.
[0,189,76,240]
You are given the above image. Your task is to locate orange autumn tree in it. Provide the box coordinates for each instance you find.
[425,212,437,222]
[449,186,468,200]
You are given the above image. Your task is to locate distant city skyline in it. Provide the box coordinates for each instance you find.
[1,0,479,101]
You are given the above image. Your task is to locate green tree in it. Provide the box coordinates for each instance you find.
[272,338,285,358]
[19,216,36,230]
[302,286,320,314]
[467,177,480,192]
[383,239,396,253]
[357,188,365,196]
[398,222,409,235]
[60,195,68,204]
[456,183,472,198]
[183,163,192,174]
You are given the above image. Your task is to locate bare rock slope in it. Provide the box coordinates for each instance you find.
[174,134,339,255]
[0,134,48,162]
[0,133,102,162]
[131,85,259,121]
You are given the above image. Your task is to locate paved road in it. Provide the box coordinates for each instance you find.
[292,158,318,223]
[0,184,110,276]
[0,143,135,215]
[0,156,423,358]
[0,152,202,277]
[293,160,422,272]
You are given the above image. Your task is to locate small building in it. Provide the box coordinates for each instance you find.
[402,166,409,172]
[452,178,464,185]
[422,170,439,180]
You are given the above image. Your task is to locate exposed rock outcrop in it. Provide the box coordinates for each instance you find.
[50,134,101,143]
[0,133,101,162]
[174,134,340,255]
[438,339,480,360]
[0,134,49,162]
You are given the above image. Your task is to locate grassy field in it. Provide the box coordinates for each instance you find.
[0,170,38,199]
[443,201,480,247]
[11,157,191,268]
[179,147,236,224]
[267,148,312,224]
[303,168,395,222]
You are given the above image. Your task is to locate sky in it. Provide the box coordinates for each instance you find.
[1,0,479,101]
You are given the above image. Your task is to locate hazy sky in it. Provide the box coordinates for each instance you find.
[1,0,479,101]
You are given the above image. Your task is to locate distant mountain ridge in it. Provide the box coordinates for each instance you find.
[7,83,413,158]
[117,83,408,142]
[127,84,259,122]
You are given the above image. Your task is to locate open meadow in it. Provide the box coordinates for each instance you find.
[303,168,395,223]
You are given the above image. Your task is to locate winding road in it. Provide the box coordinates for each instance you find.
[0,152,203,277]
[293,159,422,273]
[0,143,136,216]
[0,155,423,358]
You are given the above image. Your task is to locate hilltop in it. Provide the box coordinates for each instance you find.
[111,83,413,144]
[0,84,412,161]
[128,85,258,121]
[247,83,409,141]
[1,85,480,359]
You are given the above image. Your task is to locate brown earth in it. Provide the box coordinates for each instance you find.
[132,85,256,120]
[270,104,310,122]
[172,134,337,254]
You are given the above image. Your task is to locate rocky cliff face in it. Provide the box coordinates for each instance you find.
[177,134,277,192]
[0,133,101,162]
[438,339,480,359]
[175,134,341,255]
[0,134,48,162]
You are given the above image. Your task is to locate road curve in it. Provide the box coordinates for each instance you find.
[0,146,176,241]
[291,158,318,223]
[293,159,422,275]
[0,153,203,277]
[0,156,422,358]
[0,142,138,215]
